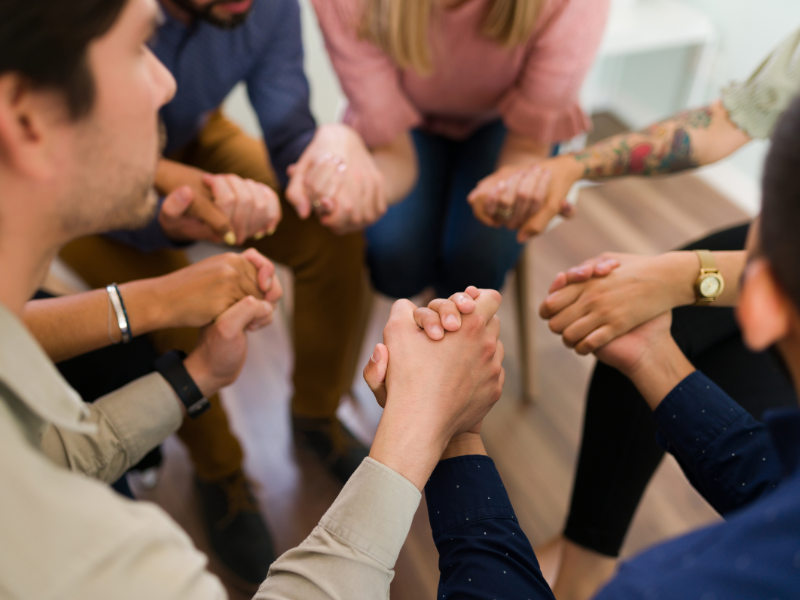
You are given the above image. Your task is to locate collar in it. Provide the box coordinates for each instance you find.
[0,303,96,434]
[764,408,800,477]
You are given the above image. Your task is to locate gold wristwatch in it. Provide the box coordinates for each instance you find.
[694,250,725,305]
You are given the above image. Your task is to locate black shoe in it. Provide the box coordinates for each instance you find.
[292,416,370,484]
[195,471,275,590]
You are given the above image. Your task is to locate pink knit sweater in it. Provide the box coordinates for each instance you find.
[312,0,610,147]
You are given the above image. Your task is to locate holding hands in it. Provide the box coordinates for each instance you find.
[156,159,281,246]
[468,154,582,242]
[364,287,505,488]
[539,252,703,355]
[286,124,387,234]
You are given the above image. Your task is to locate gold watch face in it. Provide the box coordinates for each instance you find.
[699,275,722,298]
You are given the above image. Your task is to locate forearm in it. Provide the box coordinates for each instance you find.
[41,373,183,483]
[371,131,418,205]
[572,100,751,180]
[257,458,420,600]
[655,250,746,309]
[496,131,551,169]
[626,337,696,411]
[155,158,203,195]
[652,371,783,515]
[24,280,169,363]
[426,455,555,600]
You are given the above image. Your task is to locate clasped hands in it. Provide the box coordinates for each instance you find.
[468,155,582,242]
[156,124,386,243]
[539,251,696,403]
[361,287,505,490]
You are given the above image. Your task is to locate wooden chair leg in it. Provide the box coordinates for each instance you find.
[515,245,537,404]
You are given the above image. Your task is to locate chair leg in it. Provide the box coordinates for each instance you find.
[515,245,536,404]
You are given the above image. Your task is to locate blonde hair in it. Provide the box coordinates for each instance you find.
[359,0,544,75]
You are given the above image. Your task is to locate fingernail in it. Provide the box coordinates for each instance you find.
[267,225,277,235]
[445,315,458,327]
[223,232,237,246]
[253,231,266,240]
[371,346,381,362]
[337,163,347,172]
[431,325,443,337]
[456,294,466,304]
[263,277,272,289]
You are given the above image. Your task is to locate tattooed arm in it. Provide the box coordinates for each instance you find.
[513,100,753,241]
[572,100,752,179]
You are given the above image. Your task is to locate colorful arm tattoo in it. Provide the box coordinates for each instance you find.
[573,106,714,179]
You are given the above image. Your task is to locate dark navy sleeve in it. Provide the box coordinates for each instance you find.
[653,371,782,515]
[245,0,316,188]
[103,196,189,253]
[425,455,556,600]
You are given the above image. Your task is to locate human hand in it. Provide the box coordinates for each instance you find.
[148,249,282,330]
[157,160,281,245]
[593,311,695,410]
[183,295,275,397]
[468,158,577,240]
[286,124,386,233]
[364,287,481,408]
[540,252,697,355]
[367,289,505,489]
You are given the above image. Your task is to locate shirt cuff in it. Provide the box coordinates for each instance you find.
[319,457,421,568]
[498,95,592,144]
[426,455,517,540]
[653,371,750,462]
[92,372,184,463]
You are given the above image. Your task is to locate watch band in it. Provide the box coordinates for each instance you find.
[696,249,716,272]
[694,249,723,306]
[154,350,210,419]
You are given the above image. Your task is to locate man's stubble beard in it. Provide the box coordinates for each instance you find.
[59,122,160,239]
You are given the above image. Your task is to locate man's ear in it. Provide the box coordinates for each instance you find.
[0,74,61,179]
[737,258,793,351]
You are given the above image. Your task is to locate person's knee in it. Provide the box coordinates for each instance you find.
[367,244,432,299]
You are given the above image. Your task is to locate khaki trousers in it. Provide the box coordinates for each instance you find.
[60,112,366,481]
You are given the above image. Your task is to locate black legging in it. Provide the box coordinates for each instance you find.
[562,223,798,557]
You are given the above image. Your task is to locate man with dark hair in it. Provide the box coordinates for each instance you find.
[54,0,388,586]
[0,2,511,597]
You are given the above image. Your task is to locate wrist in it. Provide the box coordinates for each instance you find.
[369,403,450,490]
[441,432,487,460]
[182,351,221,399]
[627,337,696,410]
[117,279,170,335]
[659,251,701,307]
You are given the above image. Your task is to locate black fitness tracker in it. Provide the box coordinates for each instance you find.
[154,350,211,418]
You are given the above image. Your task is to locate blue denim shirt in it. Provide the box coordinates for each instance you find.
[108,0,316,252]
[426,371,800,600]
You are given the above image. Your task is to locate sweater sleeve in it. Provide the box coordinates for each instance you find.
[498,0,610,144]
[310,0,422,148]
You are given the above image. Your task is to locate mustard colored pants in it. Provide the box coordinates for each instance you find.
[60,112,365,481]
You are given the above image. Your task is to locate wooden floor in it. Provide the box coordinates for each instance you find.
[131,166,750,599]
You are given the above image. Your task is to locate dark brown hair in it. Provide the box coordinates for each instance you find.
[760,93,800,308]
[0,0,128,119]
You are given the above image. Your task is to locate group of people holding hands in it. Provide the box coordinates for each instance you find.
[2,0,800,598]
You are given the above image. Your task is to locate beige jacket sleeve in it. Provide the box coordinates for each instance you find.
[40,372,183,484]
[255,458,422,600]
[722,27,800,139]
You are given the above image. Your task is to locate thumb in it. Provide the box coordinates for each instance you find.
[285,162,311,218]
[363,343,388,408]
[215,296,272,338]
[161,185,194,218]
[186,182,235,243]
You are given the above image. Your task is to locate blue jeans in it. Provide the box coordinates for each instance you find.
[365,120,524,298]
